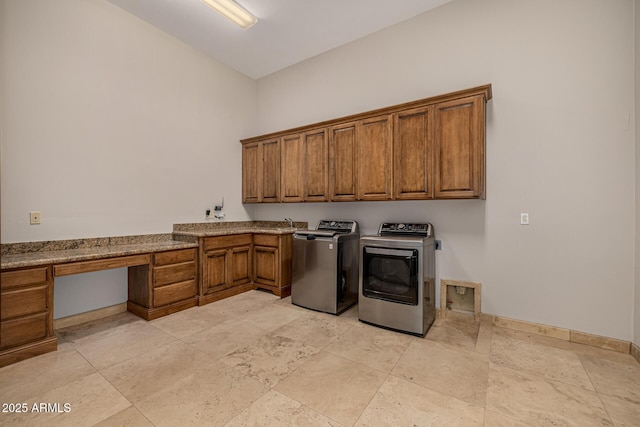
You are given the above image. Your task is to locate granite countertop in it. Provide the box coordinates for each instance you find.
[1,221,309,270]
[171,220,307,238]
[1,234,198,270]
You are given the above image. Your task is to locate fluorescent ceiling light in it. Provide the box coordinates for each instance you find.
[201,0,257,29]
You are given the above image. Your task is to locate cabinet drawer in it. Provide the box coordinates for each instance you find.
[0,312,48,349]
[253,234,279,247]
[204,234,252,251]
[154,248,196,266]
[1,267,49,290]
[1,285,49,320]
[154,261,195,287]
[154,280,196,306]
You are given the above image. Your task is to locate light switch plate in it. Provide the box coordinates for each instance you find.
[520,213,529,225]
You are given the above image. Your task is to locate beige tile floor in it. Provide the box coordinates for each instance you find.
[1,290,639,426]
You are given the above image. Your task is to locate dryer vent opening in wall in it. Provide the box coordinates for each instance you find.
[440,279,481,322]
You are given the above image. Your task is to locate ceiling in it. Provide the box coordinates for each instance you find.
[107,0,453,79]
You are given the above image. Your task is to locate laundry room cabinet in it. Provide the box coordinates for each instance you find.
[200,234,253,305]
[253,233,292,297]
[241,84,491,203]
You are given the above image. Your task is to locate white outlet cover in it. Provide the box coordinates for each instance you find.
[520,213,529,225]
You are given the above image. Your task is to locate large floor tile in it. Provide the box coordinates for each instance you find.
[490,326,594,390]
[272,311,355,350]
[392,340,489,406]
[274,351,387,426]
[240,303,305,332]
[150,305,235,339]
[225,390,342,427]
[204,290,279,318]
[0,348,96,403]
[101,340,211,403]
[426,317,479,351]
[486,363,613,426]
[137,360,269,427]
[55,312,144,345]
[71,320,177,370]
[579,353,640,404]
[0,372,130,427]
[354,375,484,426]
[598,392,640,427]
[182,318,270,359]
[93,406,155,427]
[219,333,320,387]
[324,322,413,373]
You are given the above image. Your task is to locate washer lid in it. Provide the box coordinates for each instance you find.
[294,229,339,238]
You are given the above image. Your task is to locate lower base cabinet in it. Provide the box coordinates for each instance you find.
[127,248,198,320]
[199,234,254,305]
[253,234,292,297]
[0,266,56,367]
[198,233,293,305]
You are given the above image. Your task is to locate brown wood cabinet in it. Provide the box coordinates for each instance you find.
[356,114,393,201]
[394,106,434,200]
[127,248,198,320]
[279,129,328,203]
[241,84,491,203]
[303,128,329,202]
[0,266,56,367]
[434,95,485,199]
[200,234,253,305]
[253,233,292,297]
[280,133,304,202]
[329,122,358,201]
[242,138,280,203]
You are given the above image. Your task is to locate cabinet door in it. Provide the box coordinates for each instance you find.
[280,133,304,202]
[228,246,252,286]
[254,246,278,287]
[329,122,357,201]
[434,95,485,199]
[203,249,228,294]
[261,138,281,202]
[357,115,393,201]
[394,106,434,200]
[303,128,328,201]
[242,142,261,203]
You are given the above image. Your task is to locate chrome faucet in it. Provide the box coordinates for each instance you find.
[284,217,293,228]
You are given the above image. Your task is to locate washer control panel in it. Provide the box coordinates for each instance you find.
[316,220,359,234]
[378,223,432,237]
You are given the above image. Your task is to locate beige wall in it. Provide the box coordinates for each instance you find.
[0,0,256,243]
[254,0,637,340]
[0,0,257,317]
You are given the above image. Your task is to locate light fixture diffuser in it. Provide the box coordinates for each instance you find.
[200,0,257,29]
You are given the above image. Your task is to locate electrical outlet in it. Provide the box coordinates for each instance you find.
[520,213,529,225]
[30,211,41,225]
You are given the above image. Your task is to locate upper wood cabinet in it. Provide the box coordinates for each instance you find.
[434,95,485,199]
[242,138,280,203]
[357,115,393,201]
[280,129,329,202]
[241,84,491,203]
[280,133,304,202]
[303,128,328,202]
[394,106,434,200]
[329,122,358,201]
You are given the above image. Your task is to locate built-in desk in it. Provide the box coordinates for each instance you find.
[0,234,198,367]
[0,221,307,367]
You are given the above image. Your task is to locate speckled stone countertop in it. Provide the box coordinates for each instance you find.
[1,233,198,270]
[1,222,310,270]
[172,220,308,238]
